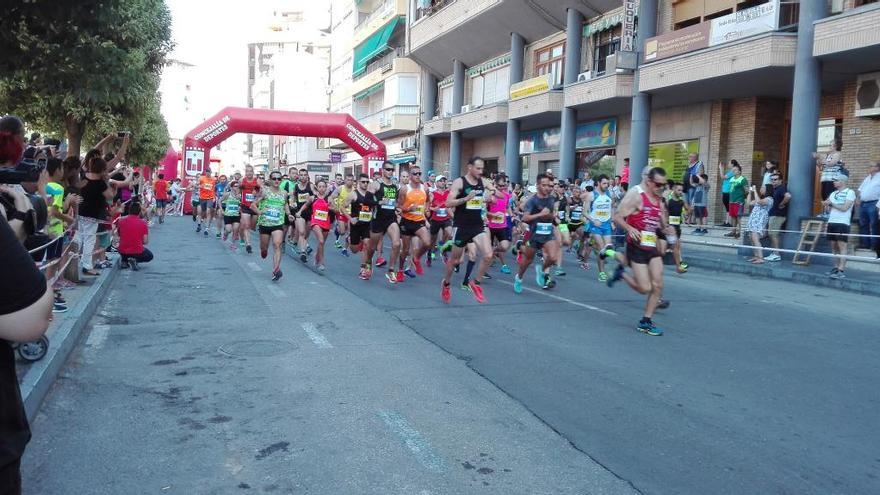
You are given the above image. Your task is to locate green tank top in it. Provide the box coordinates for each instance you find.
[258,190,286,227]
[223,197,241,217]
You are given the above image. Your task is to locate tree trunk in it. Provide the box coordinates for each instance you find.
[64,114,85,158]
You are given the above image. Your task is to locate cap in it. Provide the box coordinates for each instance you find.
[527,185,537,194]
[436,175,447,181]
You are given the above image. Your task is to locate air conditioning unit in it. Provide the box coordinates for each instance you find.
[401,136,417,150]
[380,63,393,73]
[830,0,845,14]
[460,105,472,113]
[855,72,880,118]
[576,71,592,83]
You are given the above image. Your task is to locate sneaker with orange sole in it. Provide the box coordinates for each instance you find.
[441,281,451,303]
[468,280,485,303]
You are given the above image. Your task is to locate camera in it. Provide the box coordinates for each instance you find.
[0,158,45,185]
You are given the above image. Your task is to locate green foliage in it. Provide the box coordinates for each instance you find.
[0,0,173,161]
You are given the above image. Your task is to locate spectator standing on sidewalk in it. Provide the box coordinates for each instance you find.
[683,153,705,224]
[726,163,748,238]
[759,160,778,196]
[824,175,856,279]
[814,141,843,202]
[855,162,880,254]
[718,160,735,227]
[691,174,709,235]
[745,185,773,264]
[765,173,791,262]
[620,158,630,190]
[117,202,152,270]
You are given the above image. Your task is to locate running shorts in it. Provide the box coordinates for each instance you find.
[728,202,743,218]
[350,222,370,246]
[625,241,661,265]
[430,219,451,236]
[490,227,510,243]
[590,222,613,237]
[568,222,584,232]
[451,224,484,247]
[155,199,167,208]
[370,215,397,235]
[400,218,426,237]
[826,223,850,242]
[199,199,214,210]
[223,215,241,225]
[259,225,283,235]
[240,205,256,216]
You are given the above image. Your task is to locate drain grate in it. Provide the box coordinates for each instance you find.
[218,339,297,357]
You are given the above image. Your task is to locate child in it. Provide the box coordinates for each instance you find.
[691,174,710,235]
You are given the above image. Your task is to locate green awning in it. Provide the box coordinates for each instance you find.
[353,81,384,101]
[389,154,417,165]
[352,16,402,77]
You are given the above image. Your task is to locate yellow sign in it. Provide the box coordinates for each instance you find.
[510,74,551,100]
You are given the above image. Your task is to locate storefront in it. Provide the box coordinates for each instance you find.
[519,117,618,183]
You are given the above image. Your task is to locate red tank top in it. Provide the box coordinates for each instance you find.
[431,189,451,220]
[626,192,662,251]
[240,177,258,206]
[310,196,331,230]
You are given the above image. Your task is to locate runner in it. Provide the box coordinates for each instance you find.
[398,164,431,279]
[218,181,242,251]
[290,168,315,263]
[487,174,512,274]
[513,173,560,292]
[344,173,377,280]
[553,181,570,276]
[238,165,260,254]
[371,170,387,267]
[440,157,495,303]
[152,173,169,224]
[585,175,615,282]
[196,170,217,236]
[567,186,586,263]
[309,180,333,273]
[366,161,402,284]
[329,173,354,256]
[213,174,228,238]
[607,166,672,336]
[665,181,688,273]
[251,171,288,281]
[428,175,453,266]
[279,171,296,245]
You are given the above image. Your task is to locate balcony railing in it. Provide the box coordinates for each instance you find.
[415,0,456,22]
[353,47,406,82]
[356,0,396,31]
[356,104,420,129]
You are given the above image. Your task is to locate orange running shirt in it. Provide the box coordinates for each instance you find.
[400,185,427,222]
[198,176,217,200]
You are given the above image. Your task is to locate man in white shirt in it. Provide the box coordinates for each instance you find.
[823,174,856,279]
[856,162,880,251]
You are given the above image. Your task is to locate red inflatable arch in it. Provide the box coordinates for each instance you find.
[181,107,387,179]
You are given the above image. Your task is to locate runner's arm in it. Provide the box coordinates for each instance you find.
[445,179,471,208]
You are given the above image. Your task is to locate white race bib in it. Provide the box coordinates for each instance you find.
[595,208,611,222]
[571,210,583,221]
[381,198,396,210]
[436,208,448,217]
[535,222,553,235]
[640,230,657,248]
[358,210,373,222]
[668,216,681,226]
[245,192,255,202]
[297,193,310,203]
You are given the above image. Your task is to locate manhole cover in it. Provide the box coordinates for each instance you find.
[218,339,297,357]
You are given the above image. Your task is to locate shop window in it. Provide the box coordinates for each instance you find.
[593,27,621,77]
[535,42,565,87]
[482,159,499,176]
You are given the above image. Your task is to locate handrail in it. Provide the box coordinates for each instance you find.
[355,0,396,31]
[353,47,406,82]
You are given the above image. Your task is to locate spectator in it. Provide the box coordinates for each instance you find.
[856,162,880,253]
[765,173,791,262]
[745,185,773,264]
[153,173,169,223]
[77,157,130,276]
[759,160,778,196]
[823,175,856,279]
[725,163,748,238]
[691,174,710,235]
[620,158,630,190]
[683,152,705,223]
[718,160,736,227]
[814,141,844,204]
[117,202,153,270]
[44,158,78,291]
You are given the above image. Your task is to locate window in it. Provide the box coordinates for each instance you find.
[535,42,565,87]
[440,85,453,117]
[592,27,621,77]
[470,66,510,108]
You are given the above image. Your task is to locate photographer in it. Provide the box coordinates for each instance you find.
[0,115,54,495]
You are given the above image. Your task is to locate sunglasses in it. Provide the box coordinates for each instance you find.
[384,168,394,172]
[411,172,422,176]
[270,177,282,181]
[359,180,370,184]
[651,180,668,188]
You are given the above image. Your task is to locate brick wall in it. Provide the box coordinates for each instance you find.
[841,80,880,182]
[707,100,728,224]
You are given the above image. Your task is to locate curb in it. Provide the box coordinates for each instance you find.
[19,263,119,422]
[683,253,880,297]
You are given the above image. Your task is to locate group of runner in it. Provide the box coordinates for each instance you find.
[163,159,686,336]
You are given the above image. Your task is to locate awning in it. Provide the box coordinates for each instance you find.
[352,16,402,77]
[388,154,417,165]
[583,13,624,36]
[353,81,384,101]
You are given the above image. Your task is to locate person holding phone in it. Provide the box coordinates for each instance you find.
[745,185,773,264]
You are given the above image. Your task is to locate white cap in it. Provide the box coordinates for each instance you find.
[527,185,537,194]
[436,175,447,181]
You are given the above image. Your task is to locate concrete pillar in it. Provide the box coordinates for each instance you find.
[449,59,466,177]
[629,0,658,183]
[559,8,584,182]
[450,131,462,179]
[786,0,829,241]
[506,32,525,182]
[420,71,437,172]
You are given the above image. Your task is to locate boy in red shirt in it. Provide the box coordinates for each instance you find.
[153,173,169,223]
[117,203,153,270]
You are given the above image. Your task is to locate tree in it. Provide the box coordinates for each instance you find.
[0,0,173,157]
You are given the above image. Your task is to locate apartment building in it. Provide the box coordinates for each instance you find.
[325,0,422,177]
[410,0,880,224]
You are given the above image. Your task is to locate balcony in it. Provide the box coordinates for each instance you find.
[350,50,420,97]
[422,116,451,137]
[353,0,408,48]
[509,90,563,121]
[564,73,634,119]
[814,4,880,76]
[356,104,420,139]
[450,102,508,137]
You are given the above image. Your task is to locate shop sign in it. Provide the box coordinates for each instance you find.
[510,74,552,100]
[519,127,561,154]
[644,22,710,62]
[621,0,637,52]
[648,140,700,182]
[575,118,617,149]
[308,163,333,173]
[329,152,343,163]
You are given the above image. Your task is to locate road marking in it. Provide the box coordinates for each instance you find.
[377,410,445,473]
[496,280,617,315]
[301,322,332,349]
[247,262,262,272]
[266,285,285,298]
[85,324,110,350]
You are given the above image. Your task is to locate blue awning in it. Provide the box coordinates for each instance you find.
[388,154,417,165]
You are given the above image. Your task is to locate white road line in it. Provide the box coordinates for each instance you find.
[85,324,110,350]
[495,279,617,315]
[301,322,333,349]
[266,285,285,298]
[377,410,445,473]
[247,262,262,272]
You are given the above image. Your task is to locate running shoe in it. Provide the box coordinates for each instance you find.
[598,271,608,282]
[441,281,451,303]
[440,240,453,253]
[196,224,201,232]
[216,232,221,238]
[364,268,373,280]
[204,230,209,236]
[426,255,432,268]
[607,264,625,288]
[637,320,663,336]
[553,267,566,277]
[500,264,511,274]
[334,239,343,249]
[386,270,397,284]
[534,264,544,286]
[306,246,314,255]
[460,283,471,291]
[542,276,555,290]
[54,293,66,305]
[429,250,437,260]
[511,239,523,257]
[222,232,228,241]
[600,245,615,260]
[240,240,245,247]
[468,280,485,303]
[317,264,326,275]
[680,261,689,269]
[483,273,492,280]
[579,261,590,270]
[830,271,846,279]
[376,256,387,267]
[52,302,68,313]
[246,245,253,254]
[454,263,460,273]
[657,299,671,310]
[403,269,416,279]
[341,248,350,257]
[300,253,308,263]
[358,267,369,280]
[513,275,523,294]
[676,263,688,274]
[272,269,283,282]
[413,258,424,275]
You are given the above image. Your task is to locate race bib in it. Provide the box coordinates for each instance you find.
[436,208,448,217]
[535,222,553,235]
[595,208,611,222]
[201,183,212,191]
[264,208,282,222]
[358,210,373,222]
[557,210,566,220]
[571,210,583,221]
[466,197,483,210]
[314,210,328,222]
[225,203,240,215]
[669,215,681,226]
[488,212,505,224]
[412,204,425,215]
[297,193,310,203]
[640,230,657,248]
[381,198,396,210]
[245,192,255,202]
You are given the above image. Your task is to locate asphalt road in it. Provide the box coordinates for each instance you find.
[22,216,880,494]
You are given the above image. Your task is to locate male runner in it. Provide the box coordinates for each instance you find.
[290,169,315,262]
[371,170,387,267]
[213,174,228,237]
[366,161,402,284]
[440,157,495,303]
[607,166,672,336]
[567,186,586,261]
[329,173,354,255]
[514,173,560,292]
[218,181,241,251]
[251,171,288,281]
[344,173,377,280]
[585,174,615,281]
[553,182,570,276]
[196,170,217,236]
[428,175,453,266]
[238,165,260,254]
[398,164,431,278]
